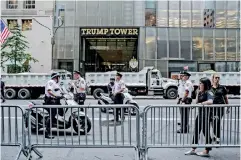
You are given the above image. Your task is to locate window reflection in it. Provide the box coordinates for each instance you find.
[181,1,191,27]
[227,62,238,72]
[215,29,225,60]
[216,10,226,28]
[192,1,204,27]
[7,19,18,30]
[157,28,167,59]
[204,29,214,60]
[145,1,156,26]
[156,1,168,27]
[22,19,32,31]
[169,1,180,27]
[146,28,156,59]
[215,62,226,72]
[180,28,191,59]
[227,29,237,60]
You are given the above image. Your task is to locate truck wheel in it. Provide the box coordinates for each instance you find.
[18,88,30,99]
[31,92,41,99]
[163,95,168,99]
[93,88,104,99]
[5,88,17,99]
[166,88,177,99]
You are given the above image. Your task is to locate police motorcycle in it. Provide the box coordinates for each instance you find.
[97,88,139,115]
[25,84,91,135]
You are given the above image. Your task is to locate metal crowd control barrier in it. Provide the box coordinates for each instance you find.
[25,104,140,160]
[1,105,28,160]
[142,104,240,160]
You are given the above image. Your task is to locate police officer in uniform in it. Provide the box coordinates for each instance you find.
[44,72,64,139]
[69,71,86,109]
[177,71,193,133]
[113,72,126,121]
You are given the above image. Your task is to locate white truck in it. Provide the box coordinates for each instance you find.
[171,71,241,98]
[1,70,71,99]
[85,67,179,99]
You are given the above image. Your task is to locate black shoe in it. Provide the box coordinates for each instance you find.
[177,129,189,134]
[45,131,54,139]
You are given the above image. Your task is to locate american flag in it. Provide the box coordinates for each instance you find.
[0,19,10,44]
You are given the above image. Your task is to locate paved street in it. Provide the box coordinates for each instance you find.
[1,98,240,160]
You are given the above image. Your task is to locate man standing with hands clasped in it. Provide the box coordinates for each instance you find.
[112,72,126,122]
[177,71,194,133]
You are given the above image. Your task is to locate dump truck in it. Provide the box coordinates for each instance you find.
[85,67,178,99]
[171,71,241,98]
[1,70,71,99]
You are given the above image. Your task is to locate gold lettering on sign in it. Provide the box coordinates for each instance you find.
[104,29,108,34]
[115,29,120,35]
[128,29,133,35]
[91,29,96,35]
[110,29,115,34]
[86,29,91,34]
[97,29,104,34]
[120,29,128,34]
[133,29,138,35]
[82,29,87,35]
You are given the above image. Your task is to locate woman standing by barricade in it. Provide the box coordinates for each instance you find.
[185,77,214,157]
[210,73,229,144]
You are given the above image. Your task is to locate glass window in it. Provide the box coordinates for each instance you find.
[145,0,156,26]
[22,19,32,31]
[23,0,35,9]
[215,29,225,60]
[227,62,238,72]
[169,28,179,58]
[156,1,168,27]
[227,29,236,60]
[59,7,65,25]
[146,28,157,59]
[169,1,180,27]
[192,29,203,60]
[6,0,18,9]
[215,62,226,72]
[180,28,191,59]
[198,63,215,72]
[145,9,156,26]
[157,28,167,59]
[215,1,226,28]
[204,29,214,60]
[7,19,18,30]
[181,1,191,27]
[192,1,204,27]
[227,1,239,28]
[237,30,240,60]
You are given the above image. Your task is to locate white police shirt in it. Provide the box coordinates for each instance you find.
[178,80,193,98]
[45,80,61,97]
[113,80,126,94]
[71,77,86,94]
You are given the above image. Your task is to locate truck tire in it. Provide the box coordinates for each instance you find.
[5,88,17,99]
[18,88,30,99]
[93,88,104,99]
[166,88,178,99]
[31,92,41,99]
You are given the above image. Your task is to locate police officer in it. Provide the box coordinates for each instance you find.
[44,72,64,139]
[113,72,126,121]
[69,71,86,108]
[177,71,193,133]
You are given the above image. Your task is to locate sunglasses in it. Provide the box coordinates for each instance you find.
[214,77,220,79]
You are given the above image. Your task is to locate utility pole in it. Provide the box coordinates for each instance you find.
[32,17,63,69]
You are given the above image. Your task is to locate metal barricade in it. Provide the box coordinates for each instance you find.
[142,104,240,160]
[25,104,140,160]
[1,105,28,160]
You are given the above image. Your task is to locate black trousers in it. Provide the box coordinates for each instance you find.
[192,107,212,151]
[211,107,224,138]
[44,97,62,133]
[178,98,192,131]
[114,93,124,121]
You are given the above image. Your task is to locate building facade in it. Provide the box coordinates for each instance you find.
[1,0,54,73]
[53,1,240,77]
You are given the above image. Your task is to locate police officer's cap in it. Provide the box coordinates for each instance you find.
[181,71,191,77]
[73,70,81,75]
[51,72,60,79]
[116,72,122,77]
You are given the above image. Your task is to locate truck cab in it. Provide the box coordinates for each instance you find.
[147,69,163,95]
